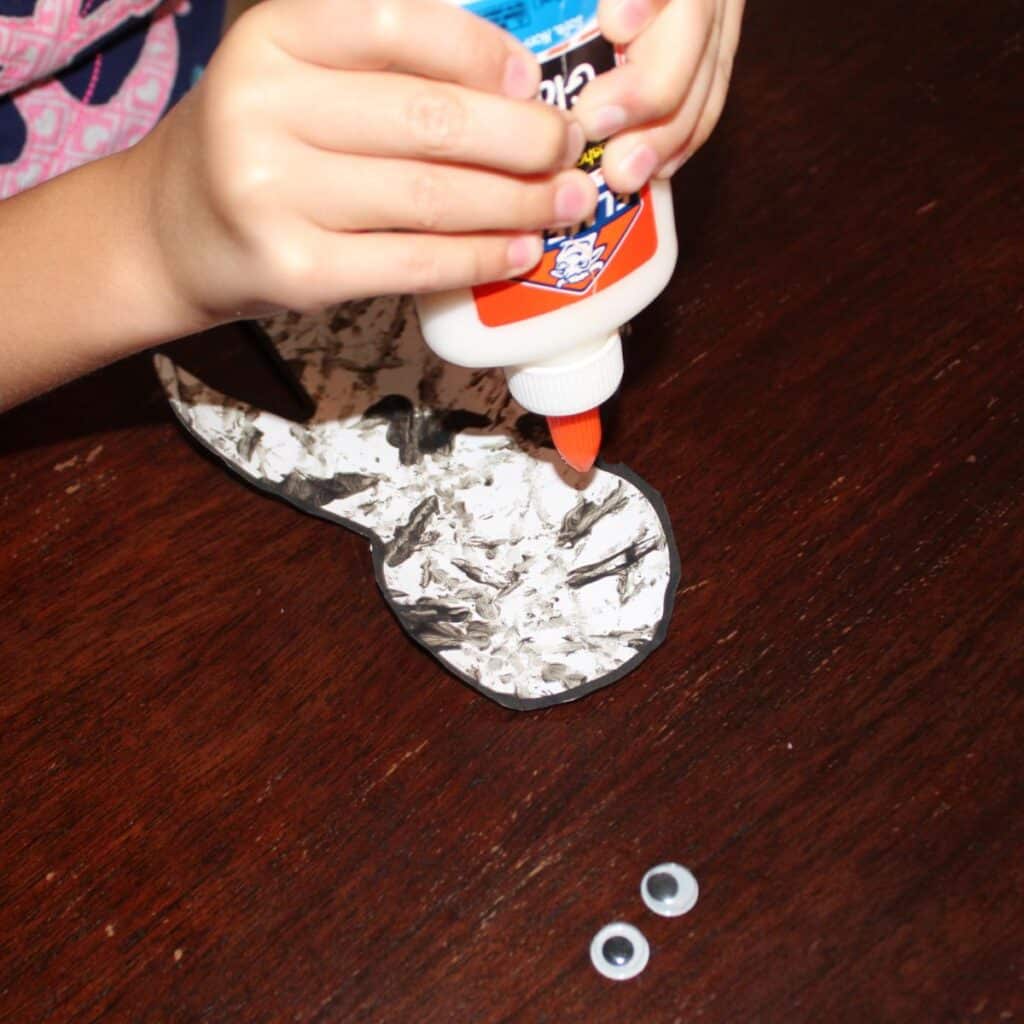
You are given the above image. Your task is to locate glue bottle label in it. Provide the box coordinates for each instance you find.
[461,0,659,327]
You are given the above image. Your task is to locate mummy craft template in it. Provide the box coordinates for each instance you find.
[156,297,680,711]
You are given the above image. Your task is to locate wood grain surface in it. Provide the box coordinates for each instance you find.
[2,0,1022,1020]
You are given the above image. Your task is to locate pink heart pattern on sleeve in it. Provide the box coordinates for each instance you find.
[0,0,222,198]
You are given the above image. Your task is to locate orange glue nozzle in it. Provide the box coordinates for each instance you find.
[547,408,602,474]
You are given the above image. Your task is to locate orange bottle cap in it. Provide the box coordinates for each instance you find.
[547,408,602,473]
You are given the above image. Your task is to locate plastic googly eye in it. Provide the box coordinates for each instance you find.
[641,863,699,918]
[590,922,650,981]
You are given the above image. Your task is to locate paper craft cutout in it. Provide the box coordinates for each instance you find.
[155,296,679,710]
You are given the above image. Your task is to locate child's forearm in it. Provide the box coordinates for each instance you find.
[0,141,209,411]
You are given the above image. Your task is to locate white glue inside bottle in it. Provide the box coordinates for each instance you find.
[416,0,678,472]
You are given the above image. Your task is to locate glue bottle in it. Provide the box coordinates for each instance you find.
[416,0,678,471]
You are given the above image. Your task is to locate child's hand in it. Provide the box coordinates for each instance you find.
[572,0,745,193]
[145,0,596,322]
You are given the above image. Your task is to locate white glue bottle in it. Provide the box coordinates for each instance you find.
[416,0,678,471]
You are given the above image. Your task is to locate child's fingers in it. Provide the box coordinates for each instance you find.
[284,67,582,176]
[665,39,738,173]
[262,0,540,99]
[600,6,722,191]
[597,0,671,46]
[572,0,716,141]
[656,0,744,178]
[278,226,544,309]
[293,153,598,235]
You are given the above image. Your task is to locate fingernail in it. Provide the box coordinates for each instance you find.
[563,122,586,168]
[554,180,591,224]
[592,105,628,139]
[657,151,689,180]
[614,0,650,34]
[508,234,543,273]
[503,53,537,100]
[621,143,658,190]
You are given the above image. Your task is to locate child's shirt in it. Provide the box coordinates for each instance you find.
[0,0,223,199]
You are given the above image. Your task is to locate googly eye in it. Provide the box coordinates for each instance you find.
[590,922,650,981]
[641,862,699,918]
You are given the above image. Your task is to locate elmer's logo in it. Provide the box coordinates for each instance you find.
[551,233,607,288]
[472,182,658,327]
[521,183,644,297]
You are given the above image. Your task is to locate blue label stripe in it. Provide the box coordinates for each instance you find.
[462,0,599,55]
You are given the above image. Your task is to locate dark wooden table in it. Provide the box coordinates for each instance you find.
[2,1,1022,1020]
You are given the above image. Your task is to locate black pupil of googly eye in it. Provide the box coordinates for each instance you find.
[602,936,634,966]
[647,871,680,901]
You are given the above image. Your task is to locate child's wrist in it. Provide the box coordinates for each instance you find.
[109,128,221,355]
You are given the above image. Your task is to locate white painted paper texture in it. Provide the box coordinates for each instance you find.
[156,296,679,710]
